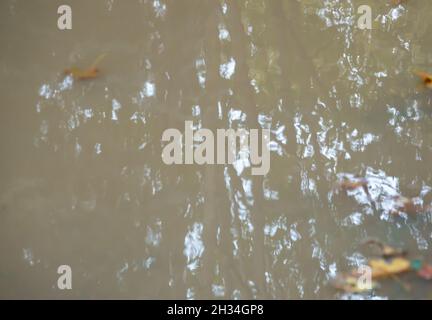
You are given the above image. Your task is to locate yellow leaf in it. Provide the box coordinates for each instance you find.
[381,244,404,257]
[369,258,411,279]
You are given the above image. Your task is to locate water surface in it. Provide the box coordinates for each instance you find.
[1,0,432,299]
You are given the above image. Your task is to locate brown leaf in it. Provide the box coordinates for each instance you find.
[334,177,368,193]
[362,238,406,258]
[389,195,425,216]
[415,71,432,89]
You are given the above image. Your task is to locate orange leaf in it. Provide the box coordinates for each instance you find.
[415,71,432,89]
[64,54,106,81]
[64,67,99,80]
[334,177,368,193]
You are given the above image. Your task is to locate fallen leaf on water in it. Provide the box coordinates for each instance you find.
[417,264,432,280]
[64,53,106,81]
[333,177,369,195]
[389,195,425,216]
[362,238,406,258]
[64,67,99,80]
[415,71,432,89]
[368,257,411,279]
[332,176,376,209]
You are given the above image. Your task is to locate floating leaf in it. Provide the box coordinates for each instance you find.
[333,177,369,194]
[381,245,405,258]
[64,53,106,81]
[368,257,411,279]
[362,238,406,258]
[64,67,99,80]
[389,195,425,216]
[417,264,432,280]
[415,71,432,89]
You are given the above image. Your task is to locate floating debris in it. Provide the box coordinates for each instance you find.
[362,238,407,258]
[414,71,432,89]
[387,195,427,216]
[333,176,370,197]
[417,264,432,280]
[331,174,376,210]
[334,177,368,192]
[64,53,106,80]
[411,259,432,280]
[368,257,411,279]
[331,238,432,295]
[64,67,99,80]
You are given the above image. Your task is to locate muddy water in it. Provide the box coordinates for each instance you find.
[1,0,432,299]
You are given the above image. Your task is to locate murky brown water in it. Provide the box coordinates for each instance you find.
[1,0,432,299]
